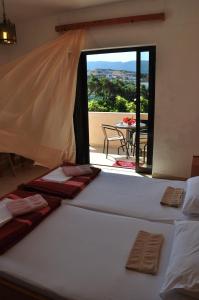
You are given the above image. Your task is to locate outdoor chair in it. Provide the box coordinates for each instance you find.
[101,124,129,158]
[129,129,148,163]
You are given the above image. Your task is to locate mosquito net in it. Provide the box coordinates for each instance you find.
[0,29,86,168]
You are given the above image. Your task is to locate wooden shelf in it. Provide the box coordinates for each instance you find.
[55,12,165,32]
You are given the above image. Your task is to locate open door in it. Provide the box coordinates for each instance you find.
[74,47,155,172]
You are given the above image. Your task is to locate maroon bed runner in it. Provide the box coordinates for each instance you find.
[20,166,101,199]
[0,190,61,254]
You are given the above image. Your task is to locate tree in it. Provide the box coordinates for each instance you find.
[140,96,148,113]
[114,96,128,112]
[126,101,136,113]
[88,100,109,112]
[141,84,149,99]
[87,74,148,113]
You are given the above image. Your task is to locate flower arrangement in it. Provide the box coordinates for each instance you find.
[123,117,136,125]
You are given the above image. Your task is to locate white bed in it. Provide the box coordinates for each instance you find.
[49,167,187,223]
[0,205,190,300]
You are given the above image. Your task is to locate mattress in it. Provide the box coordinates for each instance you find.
[0,205,190,300]
[59,168,186,223]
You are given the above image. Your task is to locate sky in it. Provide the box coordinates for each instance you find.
[87,51,149,62]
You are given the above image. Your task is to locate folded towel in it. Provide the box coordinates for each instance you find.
[160,186,184,208]
[62,165,93,177]
[126,230,164,275]
[6,194,48,217]
[0,205,13,228]
[20,166,101,199]
[0,190,61,254]
[42,167,72,183]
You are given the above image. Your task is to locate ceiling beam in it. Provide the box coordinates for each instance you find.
[55,12,165,32]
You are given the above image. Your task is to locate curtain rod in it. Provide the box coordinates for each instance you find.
[55,12,165,32]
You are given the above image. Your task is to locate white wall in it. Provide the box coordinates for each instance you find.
[0,0,199,178]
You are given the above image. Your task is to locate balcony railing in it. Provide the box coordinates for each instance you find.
[89,112,148,148]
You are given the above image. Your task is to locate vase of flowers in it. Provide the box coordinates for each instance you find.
[123,117,136,126]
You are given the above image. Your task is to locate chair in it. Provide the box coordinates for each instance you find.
[130,129,148,163]
[101,124,129,158]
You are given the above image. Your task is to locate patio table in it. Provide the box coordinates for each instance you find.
[115,122,146,154]
[115,121,146,135]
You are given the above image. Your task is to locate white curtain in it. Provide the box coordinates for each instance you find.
[0,30,86,168]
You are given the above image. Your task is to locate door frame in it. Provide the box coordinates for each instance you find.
[135,46,156,174]
[75,45,156,173]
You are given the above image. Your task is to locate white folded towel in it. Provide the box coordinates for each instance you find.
[0,204,13,227]
[42,167,72,182]
[6,194,48,217]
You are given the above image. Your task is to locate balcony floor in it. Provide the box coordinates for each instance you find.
[90,145,136,169]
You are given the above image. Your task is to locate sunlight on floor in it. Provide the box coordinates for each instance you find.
[90,145,136,167]
[0,148,146,198]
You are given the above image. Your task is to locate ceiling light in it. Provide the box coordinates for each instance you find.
[0,0,16,45]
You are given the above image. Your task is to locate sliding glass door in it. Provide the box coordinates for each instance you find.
[135,47,155,174]
[74,46,156,174]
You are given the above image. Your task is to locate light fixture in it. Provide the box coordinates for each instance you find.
[0,0,16,45]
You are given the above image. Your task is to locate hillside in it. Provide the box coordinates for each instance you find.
[87,60,149,73]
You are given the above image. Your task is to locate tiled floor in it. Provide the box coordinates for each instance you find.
[89,145,136,167]
[0,147,141,198]
[0,164,48,197]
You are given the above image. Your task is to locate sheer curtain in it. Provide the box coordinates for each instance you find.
[0,30,86,168]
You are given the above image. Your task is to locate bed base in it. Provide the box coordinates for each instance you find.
[0,277,49,300]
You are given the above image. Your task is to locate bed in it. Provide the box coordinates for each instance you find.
[43,167,187,223]
[0,205,191,300]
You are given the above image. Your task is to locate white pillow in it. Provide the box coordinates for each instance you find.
[183,176,199,215]
[160,220,199,299]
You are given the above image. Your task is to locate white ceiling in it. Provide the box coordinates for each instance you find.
[1,0,127,22]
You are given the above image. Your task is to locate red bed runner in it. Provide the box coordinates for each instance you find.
[20,166,101,199]
[0,190,61,254]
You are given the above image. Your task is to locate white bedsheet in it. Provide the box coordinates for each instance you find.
[0,205,189,300]
[60,169,186,223]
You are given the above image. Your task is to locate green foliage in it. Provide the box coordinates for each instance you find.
[141,84,149,99]
[88,100,109,112]
[88,74,148,113]
[113,96,136,113]
[114,96,128,112]
[140,96,148,113]
[126,101,136,113]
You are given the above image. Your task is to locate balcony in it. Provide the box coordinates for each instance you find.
[89,112,148,168]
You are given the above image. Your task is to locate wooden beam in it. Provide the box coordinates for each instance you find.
[55,12,165,32]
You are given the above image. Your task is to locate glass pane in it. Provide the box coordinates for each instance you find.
[87,51,138,170]
[138,51,149,169]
